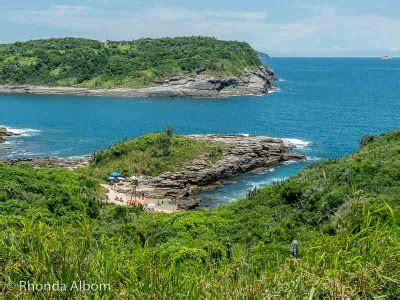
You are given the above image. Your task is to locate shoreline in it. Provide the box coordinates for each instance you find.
[0,66,276,99]
[1,134,305,211]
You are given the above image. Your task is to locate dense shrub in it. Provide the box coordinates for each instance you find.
[0,37,261,88]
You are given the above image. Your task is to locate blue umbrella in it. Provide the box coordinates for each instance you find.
[110,172,121,178]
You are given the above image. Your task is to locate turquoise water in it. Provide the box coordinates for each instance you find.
[1,58,400,204]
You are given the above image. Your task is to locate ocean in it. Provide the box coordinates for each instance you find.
[1,58,400,206]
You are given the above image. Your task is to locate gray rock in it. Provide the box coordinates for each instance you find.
[1,156,90,170]
[0,66,276,99]
[177,198,200,210]
[121,134,305,209]
[0,127,20,144]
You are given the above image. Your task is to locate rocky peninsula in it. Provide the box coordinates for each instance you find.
[0,66,276,98]
[110,134,305,209]
[1,134,305,210]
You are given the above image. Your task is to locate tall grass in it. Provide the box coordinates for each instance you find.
[1,130,400,298]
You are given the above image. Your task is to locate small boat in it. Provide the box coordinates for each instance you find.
[381,56,393,60]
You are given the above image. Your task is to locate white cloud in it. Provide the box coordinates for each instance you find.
[2,4,400,56]
[210,11,268,21]
[49,5,91,16]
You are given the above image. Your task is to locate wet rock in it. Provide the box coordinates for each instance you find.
[0,127,19,144]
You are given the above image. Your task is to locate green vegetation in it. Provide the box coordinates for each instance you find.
[0,37,262,89]
[1,130,400,298]
[257,51,270,58]
[88,129,225,178]
[0,165,101,222]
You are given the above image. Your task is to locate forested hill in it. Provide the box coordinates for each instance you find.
[0,37,262,89]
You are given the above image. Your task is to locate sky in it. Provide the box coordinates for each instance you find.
[0,0,399,57]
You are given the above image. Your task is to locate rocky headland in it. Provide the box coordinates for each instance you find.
[1,134,305,210]
[0,66,276,98]
[111,134,305,209]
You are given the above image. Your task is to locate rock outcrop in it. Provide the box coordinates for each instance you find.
[0,66,276,98]
[112,134,305,209]
[2,156,90,170]
[2,134,305,210]
[0,127,19,144]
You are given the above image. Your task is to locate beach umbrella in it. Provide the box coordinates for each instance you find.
[110,172,121,178]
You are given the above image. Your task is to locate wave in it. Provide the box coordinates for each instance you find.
[282,138,311,149]
[1,126,41,137]
[268,87,282,94]
[246,176,289,188]
[306,156,321,161]
[66,154,91,160]
[283,160,298,165]
[278,78,286,82]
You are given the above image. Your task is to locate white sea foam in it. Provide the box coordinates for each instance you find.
[306,156,321,161]
[66,154,91,160]
[268,87,282,94]
[282,138,311,149]
[1,126,41,137]
[278,78,286,82]
[283,160,298,165]
[5,151,44,157]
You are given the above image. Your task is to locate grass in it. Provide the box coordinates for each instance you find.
[87,130,225,179]
[0,130,399,298]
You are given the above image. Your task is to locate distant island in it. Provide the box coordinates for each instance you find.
[257,51,270,58]
[0,37,276,98]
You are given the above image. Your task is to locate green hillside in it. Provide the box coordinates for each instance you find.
[0,37,261,89]
[1,130,399,298]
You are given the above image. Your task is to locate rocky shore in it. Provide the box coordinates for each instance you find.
[0,127,19,144]
[111,134,305,209]
[2,156,90,170]
[1,134,305,210]
[0,66,276,98]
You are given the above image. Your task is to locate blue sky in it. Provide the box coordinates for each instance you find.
[0,0,399,56]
